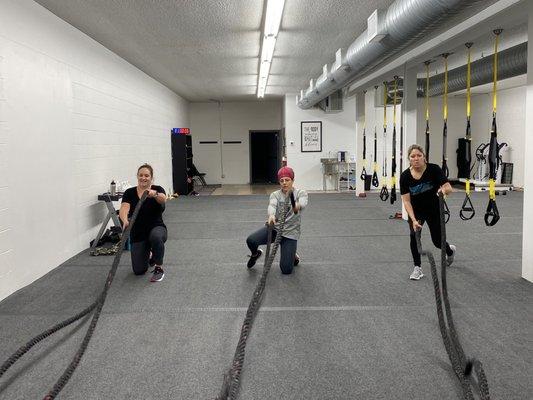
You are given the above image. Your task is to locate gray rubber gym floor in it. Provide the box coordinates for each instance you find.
[0,191,532,399]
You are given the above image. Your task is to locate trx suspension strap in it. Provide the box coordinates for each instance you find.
[371,86,380,187]
[390,76,399,205]
[485,29,503,226]
[424,61,431,161]
[416,194,490,400]
[441,53,451,223]
[360,90,368,182]
[460,43,476,221]
[441,53,450,178]
[380,81,389,201]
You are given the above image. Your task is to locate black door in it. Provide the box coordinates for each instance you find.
[250,131,279,184]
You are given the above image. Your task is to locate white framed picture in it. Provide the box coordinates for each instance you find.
[301,121,322,152]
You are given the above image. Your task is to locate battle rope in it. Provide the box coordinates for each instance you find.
[424,61,431,162]
[380,81,390,201]
[460,43,476,221]
[371,86,380,188]
[390,77,399,205]
[216,200,290,400]
[0,191,148,400]
[360,90,368,182]
[440,53,451,223]
[485,29,503,227]
[416,193,490,399]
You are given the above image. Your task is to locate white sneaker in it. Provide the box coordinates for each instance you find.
[447,245,456,267]
[410,266,424,280]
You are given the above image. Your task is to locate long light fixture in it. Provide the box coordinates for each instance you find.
[257,0,285,98]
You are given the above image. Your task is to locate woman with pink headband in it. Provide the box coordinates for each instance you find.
[245,166,308,274]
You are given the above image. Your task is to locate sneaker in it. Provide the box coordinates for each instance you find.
[447,245,456,267]
[247,249,263,269]
[150,266,165,282]
[410,266,424,280]
[294,253,300,266]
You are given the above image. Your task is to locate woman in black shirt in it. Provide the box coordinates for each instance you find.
[400,145,456,280]
[119,164,167,282]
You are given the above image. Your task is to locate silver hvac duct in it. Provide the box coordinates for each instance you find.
[389,42,527,98]
[297,0,480,110]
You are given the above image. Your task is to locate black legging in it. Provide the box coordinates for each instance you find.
[246,226,297,274]
[130,226,167,275]
[409,213,453,266]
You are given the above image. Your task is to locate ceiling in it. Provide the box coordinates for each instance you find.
[33,0,396,102]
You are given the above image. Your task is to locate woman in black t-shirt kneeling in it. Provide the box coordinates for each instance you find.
[400,145,456,281]
[119,164,167,282]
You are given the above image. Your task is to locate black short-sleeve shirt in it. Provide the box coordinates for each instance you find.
[121,185,166,242]
[400,163,447,217]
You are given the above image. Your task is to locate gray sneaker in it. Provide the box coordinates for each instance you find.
[150,266,165,282]
[410,266,424,280]
[447,245,456,267]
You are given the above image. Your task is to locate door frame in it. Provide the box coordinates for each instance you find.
[249,130,281,184]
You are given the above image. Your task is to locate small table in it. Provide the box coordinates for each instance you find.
[91,193,123,248]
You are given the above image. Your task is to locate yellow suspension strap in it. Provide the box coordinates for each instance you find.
[441,53,450,178]
[380,81,390,201]
[441,53,451,223]
[371,85,380,187]
[485,29,503,226]
[390,76,399,205]
[460,42,476,221]
[424,60,432,161]
[360,90,368,182]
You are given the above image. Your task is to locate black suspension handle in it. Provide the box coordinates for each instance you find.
[371,171,379,187]
[360,167,367,181]
[484,198,500,226]
[459,194,475,221]
[379,185,389,201]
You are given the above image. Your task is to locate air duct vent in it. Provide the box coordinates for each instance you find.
[318,90,343,113]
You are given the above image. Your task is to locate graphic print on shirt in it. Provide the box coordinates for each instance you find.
[409,181,435,196]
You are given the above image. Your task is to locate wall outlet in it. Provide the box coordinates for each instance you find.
[221,174,225,178]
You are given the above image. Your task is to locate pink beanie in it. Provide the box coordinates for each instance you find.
[277,166,295,181]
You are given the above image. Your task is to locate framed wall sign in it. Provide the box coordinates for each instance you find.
[301,121,322,152]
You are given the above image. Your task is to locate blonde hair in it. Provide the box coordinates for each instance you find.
[407,144,426,159]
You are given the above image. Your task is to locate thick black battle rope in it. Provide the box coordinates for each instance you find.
[216,200,290,400]
[415,194,490,399]
[0,191,148,399]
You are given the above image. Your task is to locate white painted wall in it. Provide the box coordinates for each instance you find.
[189,101,282,184]
[469,86,526,188]
[413,86,526,188]
[522,1,533,282]
[0,0,188,300]
[284,95,357,191]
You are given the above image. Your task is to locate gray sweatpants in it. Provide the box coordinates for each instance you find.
[130,226,167,275]
[246,225,298,274]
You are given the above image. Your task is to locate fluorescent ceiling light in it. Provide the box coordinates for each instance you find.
[261,36,276,63]
[264,0,285,37]
[257,0,285,98]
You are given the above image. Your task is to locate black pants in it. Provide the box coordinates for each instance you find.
[130,226,167,275]
[409,214,453,267]
[246,226,298,275]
